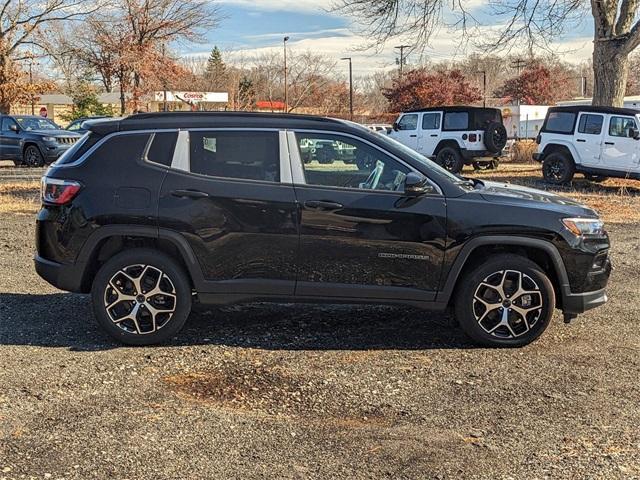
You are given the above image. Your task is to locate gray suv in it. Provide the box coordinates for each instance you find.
[0,115,82,166]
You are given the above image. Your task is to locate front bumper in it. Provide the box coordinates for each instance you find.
[562,287,608,314]
[532,152,543,162]
[42,143,72,163]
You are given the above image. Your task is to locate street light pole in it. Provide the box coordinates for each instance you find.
[283,36,289,113]
[162,43,167,112]
[394,45,412,77]
[29,60,34,115]
[341,57,353,121]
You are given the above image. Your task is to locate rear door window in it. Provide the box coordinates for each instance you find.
[577,114,604,135]
[544,112,576,134]
[443,112,469,130]
[422,113,441,130]
[189,130,280,182]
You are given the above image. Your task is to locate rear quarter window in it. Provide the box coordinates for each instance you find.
[83,133,151,165]
[544,112,577,134]
[443,112,469,130]
[55,133,102,165]
[145,132,178,167]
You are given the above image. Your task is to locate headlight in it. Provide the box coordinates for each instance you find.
[42,136,57,143]
[561,218,605,236]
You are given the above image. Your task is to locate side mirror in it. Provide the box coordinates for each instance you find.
[9,124,19,132]
[392,122,399,132]
[629,127,640,139]
[404,172,432,196]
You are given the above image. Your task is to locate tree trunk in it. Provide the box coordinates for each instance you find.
[0,53,12,114]
[592,39,629,107]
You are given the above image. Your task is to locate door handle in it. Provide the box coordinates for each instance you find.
[409,134,417,138]
[604,141,615,145]
[171,189,210,199]
[430,134,438,137]
[304,200,343,211]
[576,139,586,142]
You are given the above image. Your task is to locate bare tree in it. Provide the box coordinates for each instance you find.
[332,0,640,106]
[0,0,100,112]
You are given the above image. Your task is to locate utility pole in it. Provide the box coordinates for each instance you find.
[29,59,34,115]
[283,36,290,113]
[341,57,353,120]
[162,43,167,112]
[395,45,412,77]
[510,58,527,106]
[477,70,487,108]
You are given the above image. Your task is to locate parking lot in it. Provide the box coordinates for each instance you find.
[0,161,639,479]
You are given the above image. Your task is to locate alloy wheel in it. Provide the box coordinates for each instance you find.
[472,270,543,339]
[104,264,177,335]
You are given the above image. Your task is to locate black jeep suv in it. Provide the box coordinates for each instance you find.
[35,112,611,347]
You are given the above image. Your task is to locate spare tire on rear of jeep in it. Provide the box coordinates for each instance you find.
[484,122,508,153]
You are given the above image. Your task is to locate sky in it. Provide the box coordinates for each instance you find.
[179,0,596,78]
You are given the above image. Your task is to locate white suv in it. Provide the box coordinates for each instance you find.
[535,106,640,183]
[388,107,507,173]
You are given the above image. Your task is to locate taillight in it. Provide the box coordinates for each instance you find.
[469,133,477,142]
[41,177,82,205]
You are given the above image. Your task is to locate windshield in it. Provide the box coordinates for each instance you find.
[15,117,59,131]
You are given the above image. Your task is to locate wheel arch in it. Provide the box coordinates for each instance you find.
[541,142,578,164]
[438,236,570,309]
[434,139,462,155]
[75,226,205,293]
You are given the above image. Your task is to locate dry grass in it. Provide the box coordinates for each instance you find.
[508,140,537,163]
[0,181,40,214]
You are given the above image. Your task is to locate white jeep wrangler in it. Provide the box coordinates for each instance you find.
[388,106,508,173]
[534,106,640,184]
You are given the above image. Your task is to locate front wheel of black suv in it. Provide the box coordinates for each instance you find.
[91,248,193,345]
[23,145,44,167]
[454,255,555,347]
[436,146,464,174]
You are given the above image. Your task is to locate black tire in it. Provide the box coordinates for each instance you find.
[542,152,575,184]
[91,248,192,345]
[23,145,44,167]
[435,146,464,174]
[484,122,508,153]
[584,173,608,183]
[454,254,555,348]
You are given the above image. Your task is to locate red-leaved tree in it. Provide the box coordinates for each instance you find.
[382,69,482,112]
[494,64,570,105]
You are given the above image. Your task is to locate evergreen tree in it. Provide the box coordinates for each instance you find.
[205,46,226,89]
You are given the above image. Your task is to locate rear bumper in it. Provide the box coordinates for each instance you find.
[460,149,502,161]
[34,254,85,292]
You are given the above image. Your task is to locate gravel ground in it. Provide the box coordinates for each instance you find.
[1,175,639,479]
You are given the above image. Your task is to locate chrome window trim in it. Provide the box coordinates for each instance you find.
[285,130,306,184]
[288,129,443,196]
[51,129,178,168]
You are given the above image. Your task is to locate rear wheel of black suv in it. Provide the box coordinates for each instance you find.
[91,248,192,345]
[436,146,464,174]
[454,255,555,347]
[542,152,575,184]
